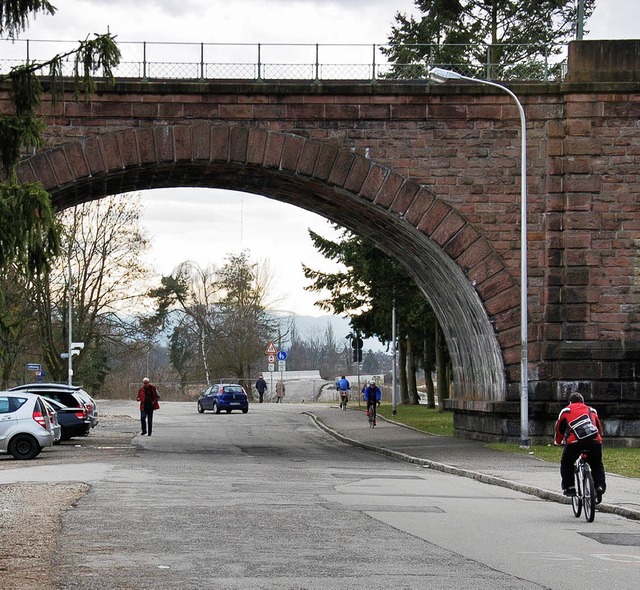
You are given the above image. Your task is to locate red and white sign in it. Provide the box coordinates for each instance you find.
[265,341,277,355]
[267,354,276,363]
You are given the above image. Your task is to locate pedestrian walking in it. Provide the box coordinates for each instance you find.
[275,380,286,403]
[255,373,268,403]
[137,377,160,436]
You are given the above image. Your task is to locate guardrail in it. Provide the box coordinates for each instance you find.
[0,39,568,82]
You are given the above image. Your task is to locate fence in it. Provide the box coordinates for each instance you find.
[0,39,568,82]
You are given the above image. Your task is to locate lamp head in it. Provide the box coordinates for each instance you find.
[428,67,463,83]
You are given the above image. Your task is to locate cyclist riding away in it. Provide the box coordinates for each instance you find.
[336,375,350,409]
[554,392,606,503]
[363,380,381,426]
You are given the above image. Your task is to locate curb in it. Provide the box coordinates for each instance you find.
[303,411,640,522]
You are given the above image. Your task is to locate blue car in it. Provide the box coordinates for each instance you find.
[197,383,249,414]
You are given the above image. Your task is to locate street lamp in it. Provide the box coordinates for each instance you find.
[428,67,529,447]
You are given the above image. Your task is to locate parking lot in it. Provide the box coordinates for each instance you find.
[0,411,139,589]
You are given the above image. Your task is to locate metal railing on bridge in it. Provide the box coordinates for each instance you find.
[0,39,568,82]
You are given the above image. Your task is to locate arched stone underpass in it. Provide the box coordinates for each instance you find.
[17,124,517,426]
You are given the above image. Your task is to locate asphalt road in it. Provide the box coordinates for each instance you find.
[3,401,639,589]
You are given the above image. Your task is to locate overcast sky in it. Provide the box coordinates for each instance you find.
[14,0,640,316]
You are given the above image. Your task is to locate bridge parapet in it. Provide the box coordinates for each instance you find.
[0,39,568,82]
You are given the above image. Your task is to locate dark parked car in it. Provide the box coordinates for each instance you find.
[42,398,91,441]
[197,383,249,414]
[9,383,99,428]
[41,399,62,444]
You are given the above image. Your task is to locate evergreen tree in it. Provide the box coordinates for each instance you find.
[0,0,120,275]
[303,226,446,404]
[0,261,37,387]
[383,0,595,79]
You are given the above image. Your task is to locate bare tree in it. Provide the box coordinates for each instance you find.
[30,194,152,389]
[150,261,221,384]
[150,252,281,385]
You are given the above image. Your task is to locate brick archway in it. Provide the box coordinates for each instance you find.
[17,123,519,403]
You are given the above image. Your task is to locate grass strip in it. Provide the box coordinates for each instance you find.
[376,403,639,478]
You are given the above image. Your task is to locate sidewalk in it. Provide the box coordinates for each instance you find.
[304,404,640,521]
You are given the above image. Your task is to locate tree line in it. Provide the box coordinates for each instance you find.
[0,192,432,403]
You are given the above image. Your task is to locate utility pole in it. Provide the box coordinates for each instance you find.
[577,0,585,40]
[392,301,397,416]
[67,255,73,385]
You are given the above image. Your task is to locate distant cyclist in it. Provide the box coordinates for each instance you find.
[363,380,381,426]
[336,375,350,409]
[554,392,606,502]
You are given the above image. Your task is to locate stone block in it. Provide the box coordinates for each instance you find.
[430,209,465,247]
[298,141,321,176]
[281,134,305,171]
[327,149,356,187]
[312,143,339,181]
[373,173,403,208]
[344,155,373,194]
[191,123,212,160]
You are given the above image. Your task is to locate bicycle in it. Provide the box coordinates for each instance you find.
[366,401,377,428]
[339,391,349,411]
[571,451,596,522]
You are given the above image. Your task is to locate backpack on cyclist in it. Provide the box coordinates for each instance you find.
[569,413,599,440]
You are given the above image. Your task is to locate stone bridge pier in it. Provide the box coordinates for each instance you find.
[6,40,639,445]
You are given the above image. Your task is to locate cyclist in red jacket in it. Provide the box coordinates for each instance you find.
[554,392,606,502]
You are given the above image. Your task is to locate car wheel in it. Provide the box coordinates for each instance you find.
[242,408,249,414]
[9,434,41,460]
[226,409,232,413]
[197,402,204,414]
[213,402,221,414]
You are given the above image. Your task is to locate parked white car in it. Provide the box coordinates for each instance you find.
[0,392,56,459]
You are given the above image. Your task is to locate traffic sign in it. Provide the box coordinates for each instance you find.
[265,341,277,354]
[277,350,287,361]
[26,363,41,371]
[268,363,275,372]
[267,354,276,363]
[278,360,286,372]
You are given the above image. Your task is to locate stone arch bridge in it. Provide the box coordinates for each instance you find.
[6,40,639,444]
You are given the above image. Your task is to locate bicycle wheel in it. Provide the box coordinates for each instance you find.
[582,464,596,523]
[369,403,377,428]
[571,463,582,518]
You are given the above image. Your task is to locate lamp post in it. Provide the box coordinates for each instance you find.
[428,67,529,447]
